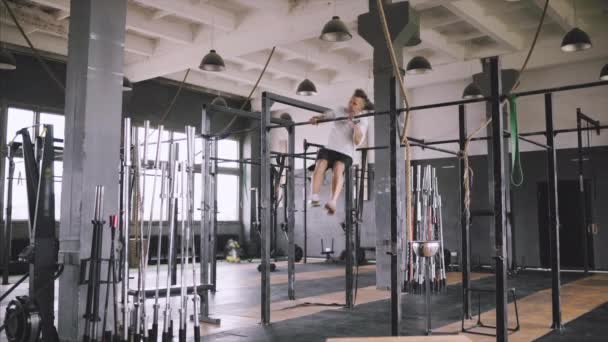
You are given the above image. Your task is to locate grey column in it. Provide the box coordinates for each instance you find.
[358,0,419,290]
[58,1,127,341]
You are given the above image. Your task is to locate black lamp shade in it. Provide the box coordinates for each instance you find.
[406,56,432,75]
[561,27,592,52]
[462,82,483,99]
[122,77,133,91]
[200,49,226,71]
[0,49,17,70]
[296,78,317,96]
[320,16,352,42]
[600,64,608,81]
[211,95,228,107]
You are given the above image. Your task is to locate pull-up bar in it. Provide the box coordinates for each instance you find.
[266,80,608,130]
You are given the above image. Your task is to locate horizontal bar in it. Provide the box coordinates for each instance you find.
[512,80,608,98]
[304,141,325,149]
[129,284,213,299]
[264,91,329,114]
[204,103,291,126]
[502,130,550,149]
[356,143,459,156]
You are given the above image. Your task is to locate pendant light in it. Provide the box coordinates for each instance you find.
[406,56,432,75]
[296,79,317,96]
[462,82,483,99]
[600,64,608,81]
[0,4,16,70]
[561,0,592,52]
[200,18,225,71]
[297,49,317,96]
[122,77,133,92]
[320,2,352,42]
[211,91,228,107]
[462,55,482,99]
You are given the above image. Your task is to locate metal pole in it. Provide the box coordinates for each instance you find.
[488,56,508,342]
[345,166,354,309]
[162,144,178,342]
[576,109,589,274]
[303,140,308,264]
[389,77,401,336]
[2,144,15,285]
[121,118,132,342]
[545,93,562,330]
[260,94,272,325]
[211,142,218,292]
[458,104,471,319]
[0,101,7,285]
[287,126,296,300]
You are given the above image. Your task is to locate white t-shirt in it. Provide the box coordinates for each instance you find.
[324,107,369,159]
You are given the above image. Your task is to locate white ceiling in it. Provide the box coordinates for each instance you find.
[2,0,608,106]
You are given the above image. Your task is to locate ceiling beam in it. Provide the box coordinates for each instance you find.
[532,0,574,33]
[0,3,155,57]
[409,0,458,11]
[125,3,193,44]
[133,0,237,32]
[445,0,526,51]
[419,28,466,60]
[125,1,369,82]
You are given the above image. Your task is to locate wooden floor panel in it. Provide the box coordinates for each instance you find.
[434,274,608,341]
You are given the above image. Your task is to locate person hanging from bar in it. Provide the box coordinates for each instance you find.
[308,89,373,215]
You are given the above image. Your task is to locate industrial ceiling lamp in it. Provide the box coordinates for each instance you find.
[211,93,228,107]
[320,1,351,42]
[406,56,432,75]
[200,16,225,71]
[296,78,318,96]
[462,82,483,99]
[122,77,133,91]
[561,0,592,52]
[200,49,226,72]
[600,64,608,81]
[320,16,352,42]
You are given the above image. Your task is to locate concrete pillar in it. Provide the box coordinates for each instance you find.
[358,1,419,289]
[58,1,127,341]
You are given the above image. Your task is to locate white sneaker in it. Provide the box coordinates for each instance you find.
[310,193,321,207]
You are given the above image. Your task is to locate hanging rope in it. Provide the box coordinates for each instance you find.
[460,0,549,214]
[509,96,524,186]
[375,0,414,248]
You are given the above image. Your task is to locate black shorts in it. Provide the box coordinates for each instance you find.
[315,148,352,170]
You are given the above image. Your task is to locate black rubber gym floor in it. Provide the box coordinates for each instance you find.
[207,270,586,342]
[535,301,608,342]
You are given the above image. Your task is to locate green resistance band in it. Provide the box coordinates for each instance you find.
[509,96,524,186]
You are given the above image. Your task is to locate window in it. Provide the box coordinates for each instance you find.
[3,107,35,221]
[216,139,240,221]
[216,174,239,221]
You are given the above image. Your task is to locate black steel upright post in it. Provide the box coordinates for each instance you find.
[545,93,562,329]
[389,77,401,336]
[488,56,508,342]
[345,166,354,309]
[576,109,589,274]
[212,142,218,291]
[260,94,272,325]
[287,126,296,300]
[0,101,6,285]
[303,140,308,264]
[458,104,471,319]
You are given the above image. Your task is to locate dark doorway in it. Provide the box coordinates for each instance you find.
[537,180,594,269]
